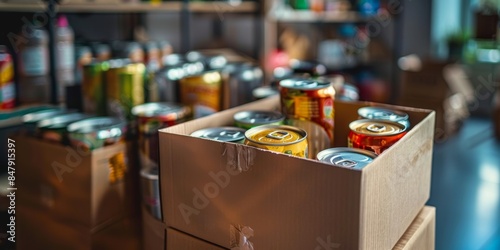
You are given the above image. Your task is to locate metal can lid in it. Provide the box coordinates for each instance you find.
[234,111,285,127]
[245,125,307,146]
[279,78,332,90]
[317,147,376,169]
[191,127,246,142]
[23,109,69,124]
[106,58,131,69]
[358,107,409,122]
[252,86,279,100]
[132,103,191,120]
[163,54,186,66]
[140,167,159,180]
[349,119,407,136]
[67,117,126,137]
[38,113,92,130]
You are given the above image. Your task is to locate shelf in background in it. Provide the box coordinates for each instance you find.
[270,10,373,23]
[0,1,257,13]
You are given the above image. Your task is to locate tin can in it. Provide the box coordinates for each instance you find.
[316,147,376,169]
[37,113,91,144]
[91,43,111,61]
[143,41,161,72]
[141,167,161,220]
[234,110,285,130]
[23,108,69,134]
[348,119,407,155]
[279,78,335,149]
[252,85,279,100]
[157,40,173,67]
[82,61,108,115]
[67,117,127,150]
[132,102,191,169]
[180,70,222,118]
[0,47,15,110]
[222,62,264,108]
[191,126,246,143]
[244,125,308,158]
[357,107,410,129]
[107,62,146,121]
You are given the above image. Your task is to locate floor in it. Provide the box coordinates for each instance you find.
[427,117,500,250]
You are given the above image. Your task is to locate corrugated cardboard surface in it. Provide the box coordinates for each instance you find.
[156,206,435,250]
[167,228,226,250]
[17,137,129,228]
[142,205,165,250]
[17,136,140,249]
[393,206,436,250]
[159,96,435,249]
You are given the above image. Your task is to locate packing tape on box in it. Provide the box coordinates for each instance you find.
[230,224,254,250]
[222,144,256,173]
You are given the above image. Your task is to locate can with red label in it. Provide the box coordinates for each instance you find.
[348,119,407,155]
[0,46,15,110]
[132,102,191,169]
[279,78,335,157]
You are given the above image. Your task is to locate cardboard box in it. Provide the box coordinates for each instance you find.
[16,136,140,249]
[142,205,165,250]
[159,96,435,249]
[143,206,435,250]
[393,206,436,250]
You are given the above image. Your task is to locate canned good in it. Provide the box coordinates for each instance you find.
[141,167,161,220]
[67,117,127,150]
[23,108,69,134]
[82,61,108,115]
[0,46,15,110]
[91,43,111,61]
[316,147,376,169]
[222,62,264,108]
[186,51,227,70]
[143,41,161,72]
[279,78,335,147]
[289,59,327,77]
[348,119,407,155]
[180,70,222,118]
[252,85,279,100]
[244,125,308,158]
[191,127,246,143]
[75,45,93,84]
[358,107,410,129]
[234,110,285,130]
[157,40,173,67]
[132,102,191,169]
[108,62,146,121]
[37,113,91,144]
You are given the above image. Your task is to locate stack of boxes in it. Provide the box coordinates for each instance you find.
[142,95,436,249]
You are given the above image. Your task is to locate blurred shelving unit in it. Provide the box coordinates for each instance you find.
[263,0,404,103]
[0,0,262,105]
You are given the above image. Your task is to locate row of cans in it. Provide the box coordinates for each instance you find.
[22,107,127,150]
[153,53,263,118]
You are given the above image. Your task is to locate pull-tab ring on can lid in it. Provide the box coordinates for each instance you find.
[367,124,386,133]
[334,159,358,168]
[266,130,290,140]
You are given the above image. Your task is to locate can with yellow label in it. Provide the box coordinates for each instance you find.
[244,125,308,158]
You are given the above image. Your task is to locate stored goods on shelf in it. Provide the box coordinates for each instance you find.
[221,62,263,108]
[180,70,222,118]
[18,28,49,104]
[82,61,107,115]
[56,15,75,101]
